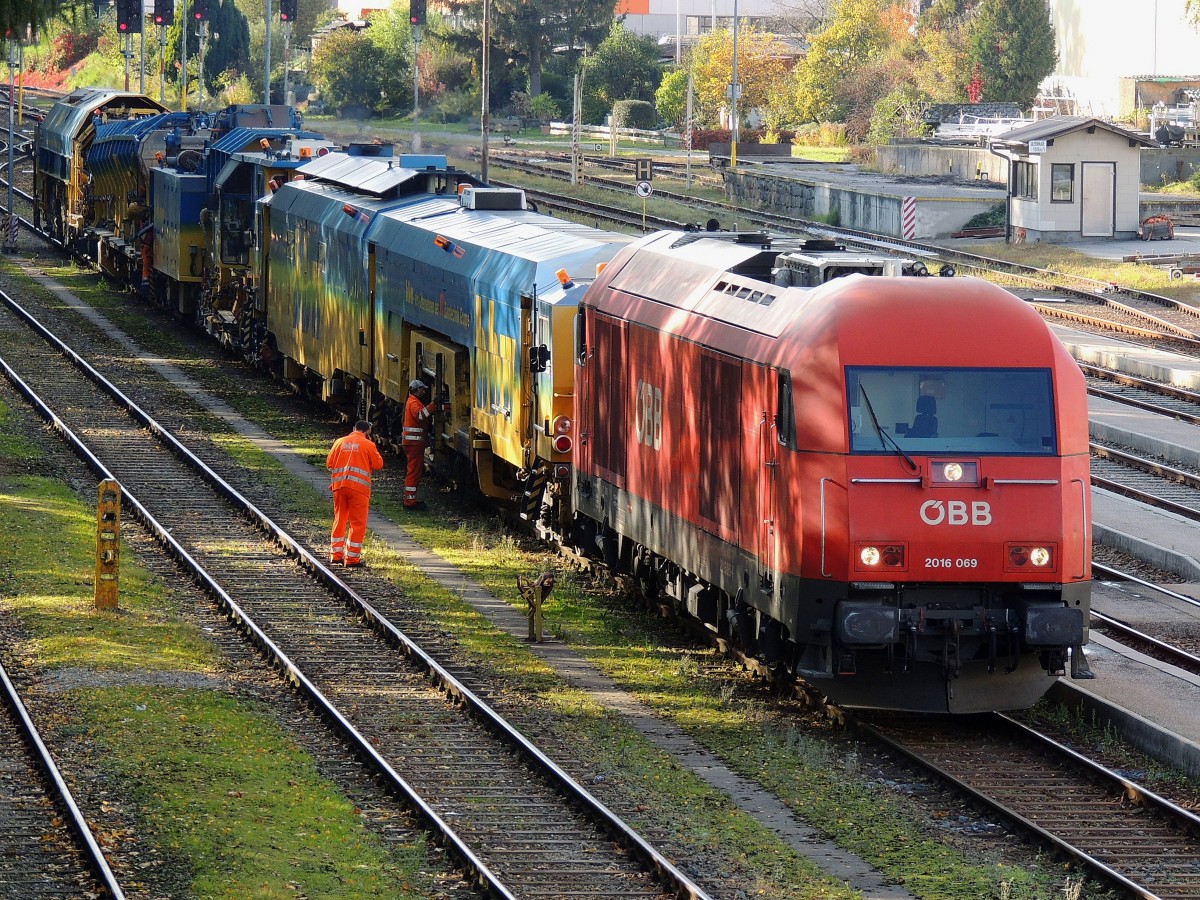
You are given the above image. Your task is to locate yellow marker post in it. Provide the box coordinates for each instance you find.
[95,479,121,609]
[517,572,556,643]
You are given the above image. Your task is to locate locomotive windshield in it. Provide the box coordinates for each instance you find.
[847,367,1056,455]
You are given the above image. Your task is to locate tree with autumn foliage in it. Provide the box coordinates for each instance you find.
[908,0,976,104]
[688,25,794,130]
[966,0,1056,108]
[790,0,904,125]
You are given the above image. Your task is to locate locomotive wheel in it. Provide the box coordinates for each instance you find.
[630,546,659,602]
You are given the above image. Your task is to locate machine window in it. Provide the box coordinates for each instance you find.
[847,366,1056,455]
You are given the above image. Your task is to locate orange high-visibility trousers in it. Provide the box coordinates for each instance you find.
[403,444,425,507]
[331,488,370,564]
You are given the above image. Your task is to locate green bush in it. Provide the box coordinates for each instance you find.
[613,99,656,130]
[964,203,1006,228]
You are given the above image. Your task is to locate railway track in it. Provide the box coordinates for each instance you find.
[861,712,1200,899]
[0,653,125,896]
[489,152,1200,350]
[1091,563,1200,669]
[0,287,710,900]
[1084,363,1200,423]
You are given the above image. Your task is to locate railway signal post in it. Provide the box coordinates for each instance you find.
[5,41,17,253]
[95,480,121,609]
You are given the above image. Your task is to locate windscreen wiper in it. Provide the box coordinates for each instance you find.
[858,384,918,473]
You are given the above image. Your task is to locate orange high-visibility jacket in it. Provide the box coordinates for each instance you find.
[327,430,385,496]
[403,393,435,447]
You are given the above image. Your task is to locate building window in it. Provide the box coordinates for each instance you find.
[1014,161,1038,200]
[1051,163,1074,202]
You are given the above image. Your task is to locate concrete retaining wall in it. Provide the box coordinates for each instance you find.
[876,144,1008,183]
[724,169,999,238]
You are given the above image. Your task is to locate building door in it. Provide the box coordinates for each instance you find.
[1081,162,1115,237]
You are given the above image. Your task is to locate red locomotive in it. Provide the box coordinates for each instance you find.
[572,232,1091,713]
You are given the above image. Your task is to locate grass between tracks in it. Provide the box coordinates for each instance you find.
[0,397,444,898]
[0,257,1110,898]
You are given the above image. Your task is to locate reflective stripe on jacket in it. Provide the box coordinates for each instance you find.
[402,393,435,446]
[326,431,384,496]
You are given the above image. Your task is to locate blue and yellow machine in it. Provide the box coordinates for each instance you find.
[199,127,332,347]
[261,148,629,517]
[34,88,168,243]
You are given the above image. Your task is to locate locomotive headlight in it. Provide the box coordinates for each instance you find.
[1008,545,1053,567]
[553,433,573,453]
[930,460,979,486]
[552,415,572,435]
[857,543,905,569]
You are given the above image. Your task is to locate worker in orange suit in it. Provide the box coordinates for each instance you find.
[402,379,437,511]
[327,419,384,567]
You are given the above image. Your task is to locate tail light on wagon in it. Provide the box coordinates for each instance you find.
[551,415,572,454]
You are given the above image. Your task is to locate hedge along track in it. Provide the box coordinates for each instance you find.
[0,652,126,897]
[0,288,711,900]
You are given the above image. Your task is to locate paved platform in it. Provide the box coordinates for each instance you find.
[1044,323,1200,776]
[1043,325,1200,579]
[1063,224,1200,262]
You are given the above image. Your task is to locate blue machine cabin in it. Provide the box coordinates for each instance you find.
[150,165,208,309]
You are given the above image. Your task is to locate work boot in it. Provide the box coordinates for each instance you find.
[404,501,428,512]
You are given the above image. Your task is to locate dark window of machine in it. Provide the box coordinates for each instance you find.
[1051,163,1074,202]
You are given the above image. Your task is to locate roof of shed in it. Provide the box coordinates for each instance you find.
[993,116,1157,147]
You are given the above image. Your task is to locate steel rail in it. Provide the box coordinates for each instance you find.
[0,643,126,898]
[0,286,712,900]
[1091,471,1200,522]
[1082,366,1200,424]
[860,713,1200,900]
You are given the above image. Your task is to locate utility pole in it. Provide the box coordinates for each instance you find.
[181,2,188,110]
[480,0,490,183]
[571,65,582,185]
[6,41,17,252]
[264,0,272,103]
[412,25,421,152]
[730,0,739,168]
